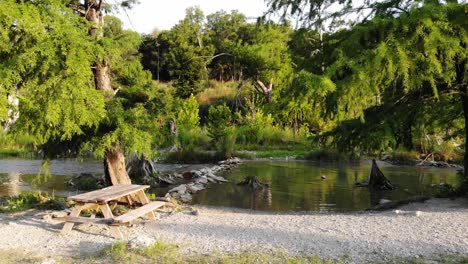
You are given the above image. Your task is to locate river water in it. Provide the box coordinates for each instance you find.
[0,158,460,212]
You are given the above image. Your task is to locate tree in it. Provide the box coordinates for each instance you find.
[269,0,467,178]
[0,0,105,146]
[157,7,215,98]
[205,10,246,82]
[0,0,159,185]
[235,22,294,103]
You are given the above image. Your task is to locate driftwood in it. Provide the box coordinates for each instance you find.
[237,176,269,190]
[355,159,396,190]
[367,196,430,211]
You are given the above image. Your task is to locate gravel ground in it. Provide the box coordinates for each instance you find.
[0,198,467,263]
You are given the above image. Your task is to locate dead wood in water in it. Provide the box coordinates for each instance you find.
[237,176,269,190]
[355,159,396,190]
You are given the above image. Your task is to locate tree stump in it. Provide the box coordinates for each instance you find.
[355,159,396,190]
[237,176,269,190]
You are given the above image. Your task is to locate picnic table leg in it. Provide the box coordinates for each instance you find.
[61,204,84,234]
[135,190,156,220]
[99,203,123,239]
[89,204,99,219]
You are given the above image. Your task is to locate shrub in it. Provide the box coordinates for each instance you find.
[207,104,236,158]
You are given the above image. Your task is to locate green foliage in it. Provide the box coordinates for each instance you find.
[0,192,63,213]
[239,108,274,145]
[176,94,200,130]
[0,0,106,146]
[207,104,232,140]
[304,149,349,162]
[207,104,236,158]
[157,7,215,97]
[102,241,128,259]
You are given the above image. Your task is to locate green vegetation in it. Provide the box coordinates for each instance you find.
[0,0,466,189]
[0,192,66,213]
[96,240,342,264]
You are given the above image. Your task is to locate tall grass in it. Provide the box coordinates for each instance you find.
[196,81,238,106]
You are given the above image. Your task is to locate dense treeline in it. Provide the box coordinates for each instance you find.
[0,1,466,178]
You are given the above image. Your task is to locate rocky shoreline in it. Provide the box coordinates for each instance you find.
[163,158,241,202]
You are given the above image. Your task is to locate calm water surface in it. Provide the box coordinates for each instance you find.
[191,160,459,212]
[0,159,460,212]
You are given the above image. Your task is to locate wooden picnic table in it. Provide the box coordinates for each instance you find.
[61,184,165,239]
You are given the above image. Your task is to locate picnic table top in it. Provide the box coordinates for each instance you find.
[67,184,150,203]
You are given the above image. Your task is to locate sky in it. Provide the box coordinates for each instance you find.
[115,0,270,34]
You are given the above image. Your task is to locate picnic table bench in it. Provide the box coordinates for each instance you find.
[61,184,165,239]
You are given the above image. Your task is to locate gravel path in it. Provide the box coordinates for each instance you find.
[0,198,467,263]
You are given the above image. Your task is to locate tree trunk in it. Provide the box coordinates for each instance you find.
[93,61,113,93]
[461,92,468,180]
[293,112,299,134]
[104,148,132,186]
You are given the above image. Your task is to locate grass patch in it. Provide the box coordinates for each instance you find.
[0,192,67,213]
[93,241,343,264]
[196,81,237,106]
[0,149,30,158]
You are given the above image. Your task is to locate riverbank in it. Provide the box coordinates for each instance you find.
[0,197,466,263]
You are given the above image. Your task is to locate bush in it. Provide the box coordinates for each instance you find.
[304,149,348,162]
[207,104,236,158]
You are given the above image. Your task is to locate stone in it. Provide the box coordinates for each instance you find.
[195,177,208,184]
[186,184,206,193]
[179,193,192,203]
[128,235,155,249]
[168,184,187,194]
[182,171,194,179]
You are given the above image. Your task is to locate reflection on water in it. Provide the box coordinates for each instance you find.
[191,160,460,212]
[0,173,21,196]
[0,159,460,212]
[0,158,103,197]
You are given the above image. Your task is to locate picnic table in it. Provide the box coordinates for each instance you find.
[61,184,165,239]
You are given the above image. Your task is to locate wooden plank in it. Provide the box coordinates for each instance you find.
[61,204,84,234]
[113,201,166,223]
[68,185,149,203]
[67,185,130,202]
[94,185,150,203]
[99,203,123,239]
[135,190,155,220]
[60,216,114,225]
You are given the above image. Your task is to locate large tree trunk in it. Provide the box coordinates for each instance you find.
[104,148,132,185]
[461,92,468,180]
[455,53,467,180]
